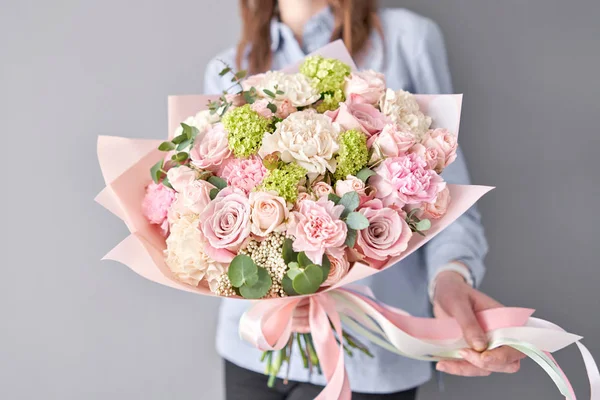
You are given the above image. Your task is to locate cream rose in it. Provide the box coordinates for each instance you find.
[258,110,340,177]
[312,181,334,198]
[249,191,289,237]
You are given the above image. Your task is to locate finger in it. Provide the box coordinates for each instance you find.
[436,360,491,377]
[447,296,488,352]
[481,347,526,365]
[471,290,503,310]
[460,349,522,373]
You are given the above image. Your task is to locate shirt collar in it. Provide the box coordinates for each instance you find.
[270,7,335,53]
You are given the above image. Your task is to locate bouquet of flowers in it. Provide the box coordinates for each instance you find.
[96,41,598,399]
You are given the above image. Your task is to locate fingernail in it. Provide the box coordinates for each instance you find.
[473,339,487,352]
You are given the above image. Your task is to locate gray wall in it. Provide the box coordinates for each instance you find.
[1,0,598,399]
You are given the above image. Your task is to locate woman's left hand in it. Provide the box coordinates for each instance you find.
[432,270,525,376]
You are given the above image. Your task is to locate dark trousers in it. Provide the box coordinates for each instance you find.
[225,360,418,400]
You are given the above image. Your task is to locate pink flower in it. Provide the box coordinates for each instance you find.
[321,253,350,287]
[275,98,297,119]
[225,93,246,107]
[406,186,451,220]
[370,124,416,163]
[343,70,386,106]
[241,73,266,91]
[420,128,458,173]
[249,191,289,237]
[293,190,316,211]
[335,175,367,197]
[199,187,251,263]
[408,143,441,171]
[250,99,274,119]
[168,179,216,222]
[142,182,175,234]
[220,156,267,194]
[371,153,446,207]
[166,166,197,192]
[326,101,389,138]
[190,123,232,171]
[289,197,347,265]
[355,198,412,267]
[311,181,334,198]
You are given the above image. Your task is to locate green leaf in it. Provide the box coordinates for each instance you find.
[263,89,276,98]
[228,255,259,288]
[239,267,272,299]
[345,229,358,247]
[162,175,173,189]
[173,152,188,162]
[150,160,163,183]
[219,66,231,76]
[320,256,331,284]
[180,123,193,140]
[209,188,219,200]
[328,193,341,204]
[406,208,421,220]
[158,141,176,151]
[267,103,277,114]
[234,70,247,80]
[282,275,297,296]
[339,191,359,217]
[286,266,302,280]
[276,90,284,95]
[292,265,323,295]
[172,134,188,144]
[346,212,369,230]
[282,238,298,264]
[415,219,431,232]
[208,176,227,190]
[243,90,256,104]
[176,139,192,151]
[356,168,376,183]
[297,252,312,268]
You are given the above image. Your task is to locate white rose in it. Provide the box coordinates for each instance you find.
[172,110,219,138]
[379,89,432,140]
[246,71,321,108]
[258,110,340,177]
[164,214,225,292]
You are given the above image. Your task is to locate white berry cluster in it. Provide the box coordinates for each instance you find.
[240,232,288,298]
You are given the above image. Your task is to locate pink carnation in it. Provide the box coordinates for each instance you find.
[220,156,267,194]
[142,182,175,235]
[289,197,347,265]
[371,153,446,207]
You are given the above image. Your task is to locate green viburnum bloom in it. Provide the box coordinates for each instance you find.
[300,56,351,111]
[260,163,307,203]
[222,104,271,157]
[334,129,369,180]
[315,90,345,113]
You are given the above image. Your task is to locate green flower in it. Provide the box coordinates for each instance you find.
[260,163,307,203]
[315,89,345,113]
[334,129,369,180]
[300,55,351,98]
[222,104,271,157]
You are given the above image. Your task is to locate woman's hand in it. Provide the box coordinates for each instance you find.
[433,270,525,376]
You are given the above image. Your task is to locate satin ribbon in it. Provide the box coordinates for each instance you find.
[239,286,599,400]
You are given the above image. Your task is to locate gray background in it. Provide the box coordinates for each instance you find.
[1,0,599,399]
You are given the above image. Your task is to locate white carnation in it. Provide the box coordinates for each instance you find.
[164,214,225,292]
[172,110,219,138]
[245,71,321,107]
[380,89,432,139]
[259,110,340,177]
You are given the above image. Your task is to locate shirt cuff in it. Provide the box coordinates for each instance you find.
[426,243,486,288]
[428,262,474,303]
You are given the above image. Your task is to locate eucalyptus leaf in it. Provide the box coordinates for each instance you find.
[239,267,272,299]
[339,191,359,217]
[176,139,192,151]
[328,193,341,204]
[297,252,312,268]
[415,219,432,232]
[150,160,163,184]
[228,255,258,288]
[345,229,358,247]
[320,256,331,284]
[292,265,323,295]
[243,90,256,104]
[267,103,277,113]
[175,152,188,162]
[356,168,376,183]
[162,176,173,189]
[219,67,231,76]
[282,238,298,264]
[282,275,297,296]
[209,188,219,200]
[286,267,302,280]
[234,70,247,80]
[263,89,276,98]
[180,123,193,140]
[172,134,187,144]
[158,141,175,151]
[346,212,369,230]
[208,176,227,190]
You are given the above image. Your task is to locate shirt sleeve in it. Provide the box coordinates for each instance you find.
[409,19,488,286]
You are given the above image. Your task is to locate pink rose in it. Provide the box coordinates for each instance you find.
[406,186,451,220]
[355,198,412,267]
[142,183,175,234]
[311,181,334,198]
[371,124,417,163]
[168,179,216,222]
[289,197,347,264]
[408,143,441,171]
[190,123,232,171]
[249,191,289,237]
[241,73,266,91]
[199,187,251,263]
[334,175,367,197]
[343,70,386,106]
[371,153,446,207]
[321,253,350,287]
[250,99,274,119]
[326,102,389,138]
[225,93,246,107]
[275,98,297,119]
[293,191,316,211]
[421,128,458,173]
[166,166,197,192]
[220,156,267,194]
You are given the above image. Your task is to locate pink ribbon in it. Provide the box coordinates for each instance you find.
[239,287,599,399]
